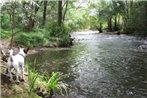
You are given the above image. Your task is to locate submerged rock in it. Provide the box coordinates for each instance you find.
[138,44,147,52]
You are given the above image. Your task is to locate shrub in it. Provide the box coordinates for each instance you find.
[1,29,11,39]
[3,24,73,47]
[47,23,72,47]
[15,31,46,47]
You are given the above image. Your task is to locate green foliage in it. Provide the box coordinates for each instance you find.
[47,23,69,37]
[45,72,68,97]
[65,8,90,30]
[6,25,72,47]
[26,62,68,97]
[58,26,72,47]
[123,1,147,35]
[26,61,39,95]
[0,1,78,47]
[47,23,72,47]
[28,68,39,95]
[89,16,99,30]
[1,14,10,29]
[47,23,59,37]
[2,0,147,47]
[26,61,68,97]
[15,30,47,47]
[24,62,38,95]
[1,29,11,39]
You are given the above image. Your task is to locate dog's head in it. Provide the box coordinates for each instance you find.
[24,47,29,54]
[18,47,29,57]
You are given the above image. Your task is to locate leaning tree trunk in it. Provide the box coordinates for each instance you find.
[58,0,62,26]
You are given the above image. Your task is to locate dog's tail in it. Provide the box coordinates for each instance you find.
[6,49,14,74]
[8,49,13,62]
[9,49,13,56]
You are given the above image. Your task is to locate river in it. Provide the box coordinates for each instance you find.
[27,32,147,98]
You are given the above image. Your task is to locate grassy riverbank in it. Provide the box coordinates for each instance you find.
[1,25,73,48]
[0,61,40,98]
[0,61,68,98]
[0,37,68,98]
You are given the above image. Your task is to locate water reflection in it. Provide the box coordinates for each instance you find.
[27,33,147,98]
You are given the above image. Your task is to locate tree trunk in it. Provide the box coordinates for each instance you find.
[9,3,15,49]
[42,1,48,26]
[145,3,147,27]
[28,3,34,31]
[23,2,34,32]
[114,15,118,31]
[117,15,121,30]
[98,22,102,33]
[62,0,68,22]
[28,17,34,31]
[58,0,62,26]
[107,17,112,32]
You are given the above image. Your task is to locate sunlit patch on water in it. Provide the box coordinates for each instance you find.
[27,33,147,98]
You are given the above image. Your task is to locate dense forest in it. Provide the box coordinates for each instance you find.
[1,0,147,47]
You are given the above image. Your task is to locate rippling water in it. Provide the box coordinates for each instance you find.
[27,32,147,98]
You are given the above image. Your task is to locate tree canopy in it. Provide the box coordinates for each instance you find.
[1,0,147,47]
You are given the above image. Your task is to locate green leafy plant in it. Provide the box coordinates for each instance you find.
[28,68,39,95]
[26,61,39,95]
[46,72,68,97]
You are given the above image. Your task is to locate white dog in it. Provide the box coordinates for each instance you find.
[7,47,29,82]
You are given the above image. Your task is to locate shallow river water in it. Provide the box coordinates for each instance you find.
[27,32,147,98]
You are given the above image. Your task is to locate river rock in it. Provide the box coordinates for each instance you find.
[138,44,147,52]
